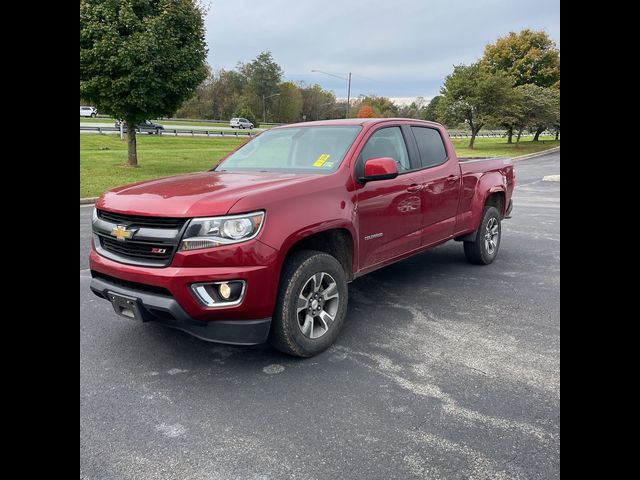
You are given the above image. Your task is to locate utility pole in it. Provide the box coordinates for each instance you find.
[263,93,281,123]
[311,69,354,119]
[346,72,352,118]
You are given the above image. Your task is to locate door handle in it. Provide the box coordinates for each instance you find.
[407,184,423,193]
[446,175,460,183]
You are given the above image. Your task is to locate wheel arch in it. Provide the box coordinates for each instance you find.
[279,227,356,282]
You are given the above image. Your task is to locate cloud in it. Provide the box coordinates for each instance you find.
[205,0,559,97]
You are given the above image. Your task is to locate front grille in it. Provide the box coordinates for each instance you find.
[100,236,175,262]
[97,209,188,229]
[94,209,189,267]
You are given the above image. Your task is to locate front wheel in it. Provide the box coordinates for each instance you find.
[269,250,348,357]
[463,206,501,265]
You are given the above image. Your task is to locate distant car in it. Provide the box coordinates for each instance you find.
[114,120,164,134]
[230,118,254,129]
[80,106,98,118]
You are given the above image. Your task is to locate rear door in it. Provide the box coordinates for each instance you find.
[408,125,461,246]
[354,125,423,270]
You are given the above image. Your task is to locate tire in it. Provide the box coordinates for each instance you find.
[91,113,96,118]
[269,250,348,357]
[463,206,501,265]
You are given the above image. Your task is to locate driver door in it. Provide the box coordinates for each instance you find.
[355,126,423,271]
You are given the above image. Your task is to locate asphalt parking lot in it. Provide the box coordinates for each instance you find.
[80,150,560,479]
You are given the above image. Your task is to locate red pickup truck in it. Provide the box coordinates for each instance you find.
[90,118,514,357]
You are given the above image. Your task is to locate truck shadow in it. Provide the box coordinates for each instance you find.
[127,243,470,368]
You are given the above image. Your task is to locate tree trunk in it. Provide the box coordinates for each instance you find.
[533,126,544,142]
[555,130,559,140]
[126,121,138,167]
[506,126,513,144]
[468,128,477,149]
[516,128,523,147]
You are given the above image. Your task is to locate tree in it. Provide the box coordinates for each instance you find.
[238,52,283,120]
[175,64,215,119]
[396,97,426,119]
[234,105,259,128]
[481,29,560,143]
[438,63,515,149]
[511,85,559,146]
[481,29,560,88]
[80,0,208,166]
[359,95,398,117]
[423,95,442,122]
[273,82,303,123]
[299,83,337,120]
[356,105,376,118]
[211,69,248,120]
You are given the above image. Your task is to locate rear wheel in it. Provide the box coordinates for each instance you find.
[463,206,501,265]
[269,250,348,357]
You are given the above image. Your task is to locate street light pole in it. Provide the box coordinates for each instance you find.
[263,93,281,123]
[347,72,352,118]
[311,69,353,119]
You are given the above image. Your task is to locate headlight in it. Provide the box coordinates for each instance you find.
[92,207,98,223]
[180,211,265,251]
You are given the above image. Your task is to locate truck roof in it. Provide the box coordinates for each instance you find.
[277,118,443,129]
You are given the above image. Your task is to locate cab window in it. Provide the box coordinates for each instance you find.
[360,127,411,172]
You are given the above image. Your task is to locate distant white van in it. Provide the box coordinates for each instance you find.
[80,106,98,118]
[229,117,254,129]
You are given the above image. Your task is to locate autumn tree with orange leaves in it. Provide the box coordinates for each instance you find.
[356,105,376,118]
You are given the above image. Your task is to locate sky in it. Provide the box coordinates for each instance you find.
[204,0,560,103]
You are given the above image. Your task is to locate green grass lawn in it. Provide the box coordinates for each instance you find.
[80,135,248,197]
[80,134,559,197]
[452,135,559,157]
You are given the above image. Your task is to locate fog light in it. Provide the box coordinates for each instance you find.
[190,280,245,307]
[219,282,231,299]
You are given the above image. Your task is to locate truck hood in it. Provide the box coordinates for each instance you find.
[97,170,320,217]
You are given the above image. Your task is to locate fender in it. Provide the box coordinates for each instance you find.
[276,219,357,272]
[463,172,507,240]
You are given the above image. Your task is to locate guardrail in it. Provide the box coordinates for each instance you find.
[447,131,553,138]
[80,126,256,137]
[82,125,553,140]
[91,115,283,127]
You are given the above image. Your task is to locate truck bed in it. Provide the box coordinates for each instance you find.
[458,157,513,176]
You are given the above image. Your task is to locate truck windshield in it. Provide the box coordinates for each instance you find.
[216,126,362,174]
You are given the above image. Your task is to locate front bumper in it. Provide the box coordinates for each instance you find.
[89,237,280,320]
[90,275,271,345]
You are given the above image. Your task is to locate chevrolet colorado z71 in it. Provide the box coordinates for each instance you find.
[89,118,514,357]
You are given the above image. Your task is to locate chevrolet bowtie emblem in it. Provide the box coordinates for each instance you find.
[110,225,137,241]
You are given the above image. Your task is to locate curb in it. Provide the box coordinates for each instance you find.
[512,146,560,162]
[80,197,98,205]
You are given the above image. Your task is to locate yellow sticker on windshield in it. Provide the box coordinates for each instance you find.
[313,154,331,167]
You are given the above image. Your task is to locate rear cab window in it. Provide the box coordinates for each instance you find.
[411,126,448,168]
